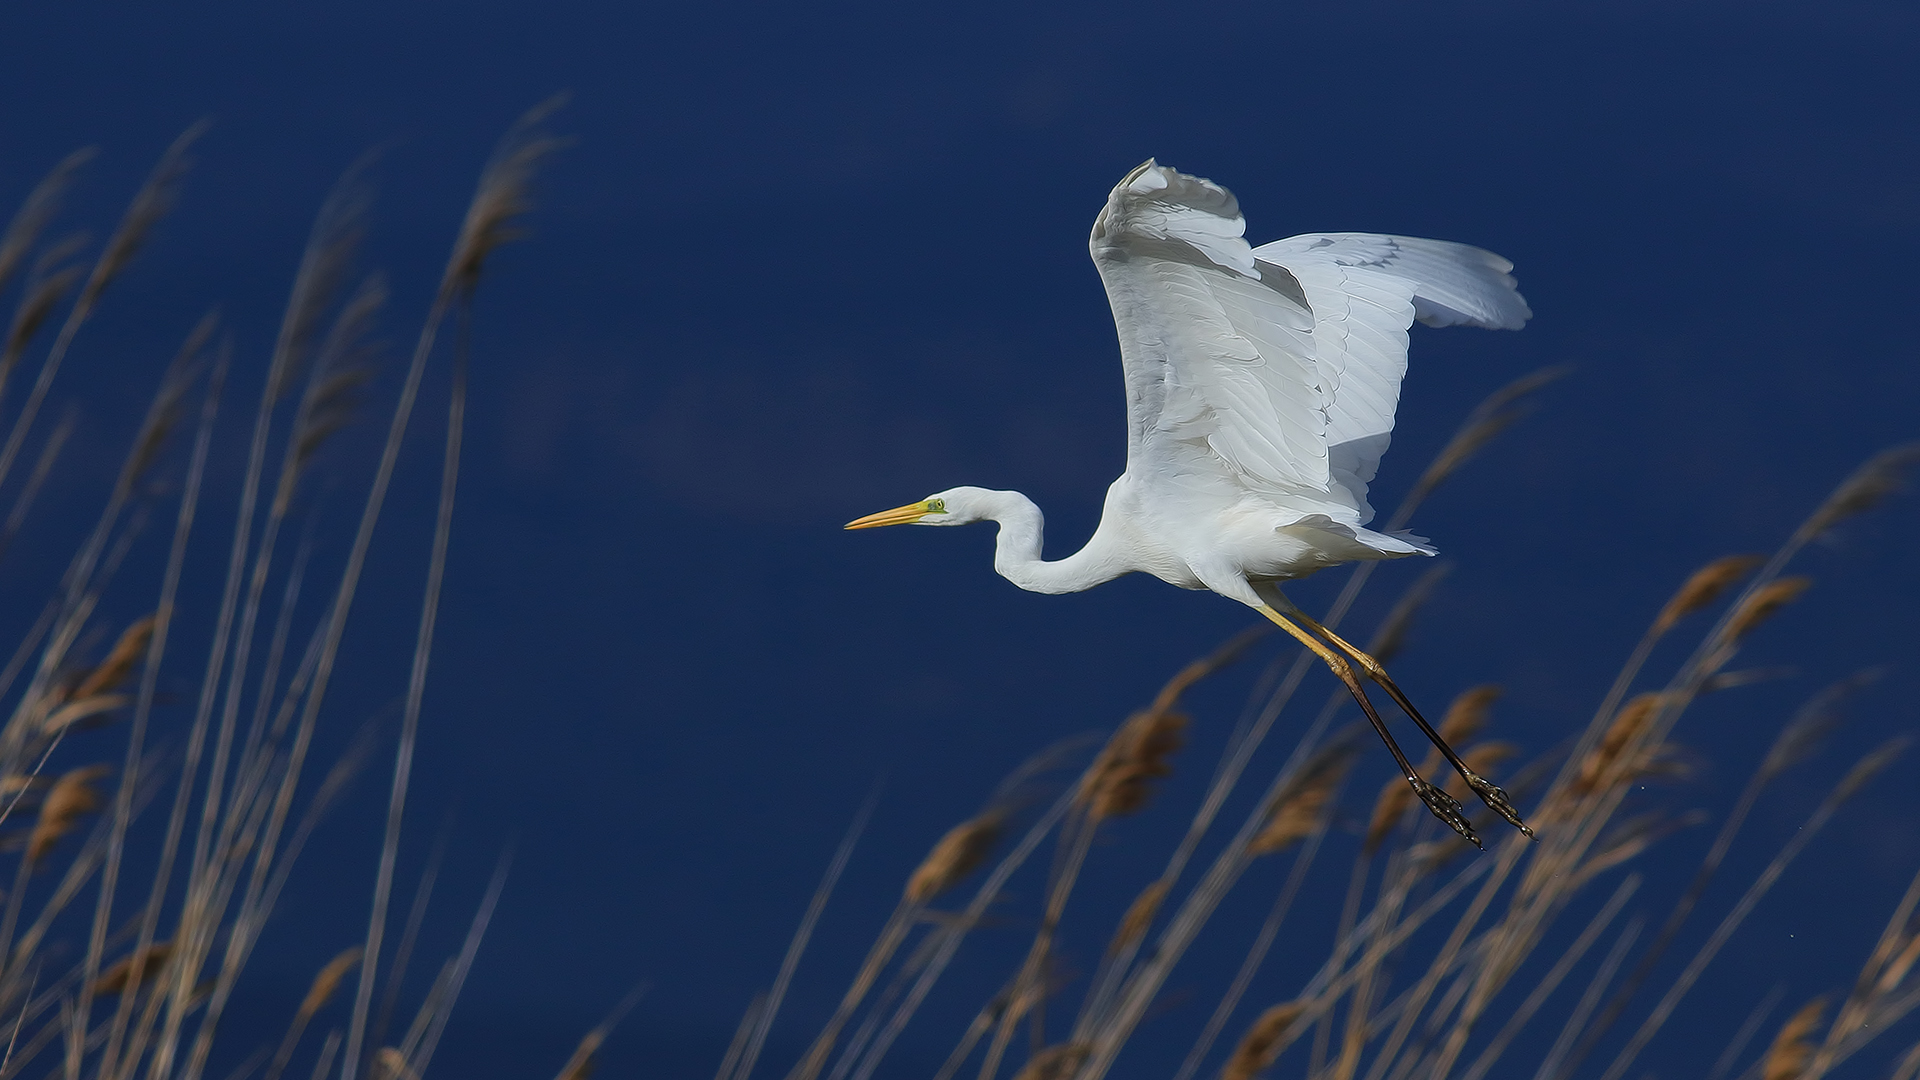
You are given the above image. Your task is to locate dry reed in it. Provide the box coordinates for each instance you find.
[1220,1002,1307,1080]
[1079,708,1187,821]
[0,101,580,1080]
[1764,998,1826,1080]
[1651,554,1763,637]
[1722,577,1813,644]
[907,815,1004,904]
[731,383,1920,1080]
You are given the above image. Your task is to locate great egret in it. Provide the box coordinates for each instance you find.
[848,161,1532,847]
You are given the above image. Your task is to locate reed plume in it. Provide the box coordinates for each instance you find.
[1221,1002,1307,1080]
[1651,554,1763,637]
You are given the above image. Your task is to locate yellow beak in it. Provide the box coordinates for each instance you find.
[845,500,936,530]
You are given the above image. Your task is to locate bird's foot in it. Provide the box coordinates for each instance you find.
[1465,774,1535,839]
[1411,777,1481,850]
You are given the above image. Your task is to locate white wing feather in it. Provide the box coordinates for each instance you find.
[1091,163,1332,500]
[1091,162,1531,530]
[1253,233,1531,517]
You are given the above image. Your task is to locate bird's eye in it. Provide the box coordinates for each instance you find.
[925,498,947,514]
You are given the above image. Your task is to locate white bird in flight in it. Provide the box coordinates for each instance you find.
[848,161,1533,846]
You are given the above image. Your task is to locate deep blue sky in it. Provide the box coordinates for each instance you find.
[1,1,1918,1077]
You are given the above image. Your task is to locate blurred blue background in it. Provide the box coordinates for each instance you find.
[1,0,1917,1076]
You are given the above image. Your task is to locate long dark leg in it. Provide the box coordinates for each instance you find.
[1288,606,1533,838]
[1255,604,1481,848]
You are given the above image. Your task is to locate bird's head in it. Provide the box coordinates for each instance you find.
[844,486,995,530]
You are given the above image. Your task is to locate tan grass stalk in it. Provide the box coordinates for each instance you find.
[1075,372,1561,1080]
[714,995,767,1080]
[727,799,874,1080]
[156,158,380,1080]
[1531,917,1643,1080]
[844,793,1076,1080]
[1452,876,1639,1080]
[0,123,204,500]
[976,811,1098,1080]
[1563,671,1878,1073]
[367,832,446,1056]
[338,100,564,1080]
[1707,985,1789,1080]
[1594,739,1908,1080]
[1172,793,1341,1080]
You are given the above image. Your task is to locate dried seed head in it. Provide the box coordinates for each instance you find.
[1581,810,1706,879]
[298,947,362,1020]
[4,237,89,367]
[1439,686,1502,746]
[1441,742,1519,802]
[443,97,570,300]
[1108,880,1169,956]
[1011,1042,1090,1080]
[1221,1001,1309,1080]
[1762,997,1826,1080]
[71,615,158,701]
[555,1031,604,1080]
[1835,738,1907,802]
[81,122,206,312]
[1367,563,1450,665]
[92,940,173,995]
[1722,578,1813,645]
[1080,709,1187,820]
[1576,694,1666,795]
[1877,933,1920,994]
[905,813,1002,903]
[1364,775,1413,853]
[42,693,132,735]
[1252,748,1355,855]
[1762,669,1881,781]
[0,149,93,293]
[371,1048,415,1080]
[1409,365,1571,503]
[1652,555,1764,637]
[28,764,111,866]
[1803,444,1920,541]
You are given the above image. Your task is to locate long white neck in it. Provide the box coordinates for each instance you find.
[976,489,1131,595]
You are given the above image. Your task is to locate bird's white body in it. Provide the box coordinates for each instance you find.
[850,161,1538,844]
[855,161,1530,615]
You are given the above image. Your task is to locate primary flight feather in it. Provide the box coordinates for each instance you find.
[848,161,1533,846]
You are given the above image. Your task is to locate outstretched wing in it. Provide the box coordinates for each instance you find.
[1090,162,1346,519]
[1252,233,1531,513]
[1089,162,1532,528]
